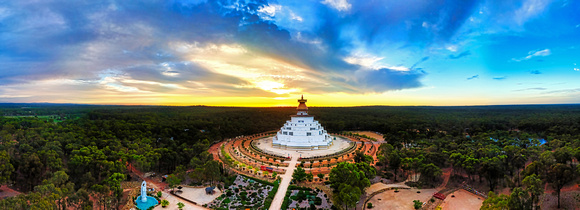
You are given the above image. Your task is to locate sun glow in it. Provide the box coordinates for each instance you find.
[254,80,300,94]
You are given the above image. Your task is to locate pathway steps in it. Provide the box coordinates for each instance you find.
[269,154,299,210]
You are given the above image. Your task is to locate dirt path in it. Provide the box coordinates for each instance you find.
[269,154,299,210]
[0,185,21,199]
[437,168,453,191]
[127,164,168,190]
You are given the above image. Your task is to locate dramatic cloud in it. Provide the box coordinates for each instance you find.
[1,0,579,105]
[0,0,431,102]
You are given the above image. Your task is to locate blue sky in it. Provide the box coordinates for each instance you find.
[0,0,579,106]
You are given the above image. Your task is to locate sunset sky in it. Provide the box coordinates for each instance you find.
[1,0,579,106]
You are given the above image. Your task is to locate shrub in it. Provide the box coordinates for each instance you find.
[314,197,322,205]
[263,179,280,208]
[288,185,311,191]
[240,174,275,186]
[161,199,169,207]
[281,191,292,210]
[413,200,422,209]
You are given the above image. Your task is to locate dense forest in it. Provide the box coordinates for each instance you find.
[1,104,580,209]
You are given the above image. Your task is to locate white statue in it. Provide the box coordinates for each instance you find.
[140,181,147,202]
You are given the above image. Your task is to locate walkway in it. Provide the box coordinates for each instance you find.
[154,191,207,210]
[269,154,299,210]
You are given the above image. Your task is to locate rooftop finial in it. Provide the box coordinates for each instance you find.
[301,95,303,100]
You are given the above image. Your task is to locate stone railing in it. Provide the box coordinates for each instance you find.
[299,142,357,161]
[461,183,488,199]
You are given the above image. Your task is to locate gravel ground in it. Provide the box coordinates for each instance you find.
[540,191,580,210]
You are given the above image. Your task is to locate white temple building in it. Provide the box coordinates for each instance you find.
[272,96,333,150]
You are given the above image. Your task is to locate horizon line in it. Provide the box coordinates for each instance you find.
[1,102,580,108]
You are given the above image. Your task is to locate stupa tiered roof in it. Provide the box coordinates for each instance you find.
[272,96,333,150]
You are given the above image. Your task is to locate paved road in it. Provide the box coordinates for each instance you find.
[269,154,299,210]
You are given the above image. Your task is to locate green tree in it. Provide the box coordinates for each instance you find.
[329,162,375,192]
[33,170,75,210]
[354,150,365,163]
[481,191,509,210]
[306,173,314,182]
[317,173,324,181]
[18,153,44,191]
[177,202,185,209]
[403,156,424,181]
[354,150,373,163]
[462,156,479,182]
[420,163,442,183]
[91,184,115,209]
[480,156,505,192]
[553,147,572,164]
[507,187,529,210]
[449,153,465,175]
[0,151,14,185]
[337,184,361,210]
[292,167,307,183]
[388,151,402,182]
[547,163,574,208]
[522,174,543,209]
[203,160,221,185]
[167,174,182,193]
[105,173,126,207]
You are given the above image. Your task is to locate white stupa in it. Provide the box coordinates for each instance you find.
[272,95,333,150]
